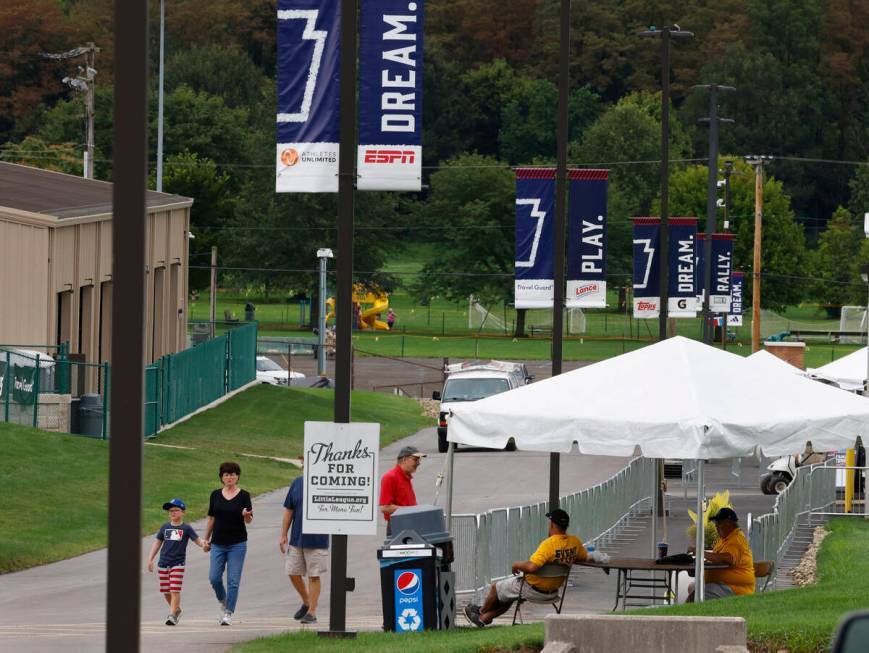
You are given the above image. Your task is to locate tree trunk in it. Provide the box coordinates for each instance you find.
[514,308,527,338]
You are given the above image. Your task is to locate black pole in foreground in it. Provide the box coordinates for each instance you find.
[324,0,358,638]
[106,1,148,650]
[549,0,570,512]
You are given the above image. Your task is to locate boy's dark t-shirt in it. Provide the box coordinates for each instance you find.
[208,489,253,545]
[156,522,198,567]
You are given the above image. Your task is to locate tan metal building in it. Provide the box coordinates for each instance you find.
[0,162,193,366]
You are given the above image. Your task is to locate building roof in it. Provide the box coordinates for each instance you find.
[0,162,191,220]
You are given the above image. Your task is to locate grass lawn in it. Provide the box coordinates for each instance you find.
[0,386,431,574]
[231,518,866,653]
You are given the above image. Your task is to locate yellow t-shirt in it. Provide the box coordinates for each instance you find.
[526,534,587,592]
[705,527,755,595]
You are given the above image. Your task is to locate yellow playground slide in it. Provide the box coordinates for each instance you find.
[325,286,390,330]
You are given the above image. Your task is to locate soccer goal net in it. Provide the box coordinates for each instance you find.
[468,296,587,335]
[840,305,868,344]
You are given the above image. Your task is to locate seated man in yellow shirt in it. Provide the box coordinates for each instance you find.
[687,507,755,601]
[464,509,587,627]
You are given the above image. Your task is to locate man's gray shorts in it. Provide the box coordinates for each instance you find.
[703,582,734,600]
[494,576,558,604]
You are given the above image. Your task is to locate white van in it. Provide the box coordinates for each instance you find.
[432,360,531,453]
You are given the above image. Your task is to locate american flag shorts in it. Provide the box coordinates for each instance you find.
[158,565,185,593]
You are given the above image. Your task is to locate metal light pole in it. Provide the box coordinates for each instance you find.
[156,0,165,191]
[696,84,734,344]
[317,248,333,377]
[639,25,693,341]
[862,213,869,395]
[745,156,772,352]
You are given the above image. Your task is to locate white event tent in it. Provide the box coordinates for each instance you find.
[808,346,868,392]
[446,336,869,599]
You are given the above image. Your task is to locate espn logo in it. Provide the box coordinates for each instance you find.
[363,149,415,164]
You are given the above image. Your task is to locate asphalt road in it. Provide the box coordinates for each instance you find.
[0,427,635,652]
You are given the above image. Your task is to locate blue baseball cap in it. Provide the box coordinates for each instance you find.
[162,498,187,511]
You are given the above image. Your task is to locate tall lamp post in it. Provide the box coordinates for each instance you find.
[638,25,693,341]
[156,0,166,191]
[861,212,869,395]
[317,248,334,377]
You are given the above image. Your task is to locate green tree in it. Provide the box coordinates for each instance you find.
[1,136,82,175]
[668,159,808,311]
[811,207,863,307]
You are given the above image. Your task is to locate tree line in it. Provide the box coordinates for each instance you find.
[3,0,869,315]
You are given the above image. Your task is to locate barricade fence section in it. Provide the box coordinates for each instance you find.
[450,456,654,597]
[749,459,838,588]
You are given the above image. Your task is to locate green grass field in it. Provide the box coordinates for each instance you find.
[0,386,430,573]
[231,518,867,653]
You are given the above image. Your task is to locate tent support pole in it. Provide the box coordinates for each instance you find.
[651,458,658,559]
[445,441,456,526]
[695,459,705,602]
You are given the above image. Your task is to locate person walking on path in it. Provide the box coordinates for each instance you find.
[204,461,253,626]
[464,509,587,627]
[146,498,206,626]
[687,507,755,601]
[279,464,329,625]
[379,446,425,535]
[386,308,396,330]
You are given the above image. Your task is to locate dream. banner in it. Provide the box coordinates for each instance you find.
[632,218,660,318]
[357,0,424,191]
[668,218,698,317]
[728,271,744,326]
[276,0,341,193]
[515,169,555,309]
[566,169,608,308]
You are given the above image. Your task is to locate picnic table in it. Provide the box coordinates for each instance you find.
[578,557,727,611]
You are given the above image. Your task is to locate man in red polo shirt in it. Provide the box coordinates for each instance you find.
[379,445,426,535]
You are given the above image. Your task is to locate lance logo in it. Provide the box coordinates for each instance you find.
[396,571,420,595]
[574,283,599,297]
[280,148,300,167]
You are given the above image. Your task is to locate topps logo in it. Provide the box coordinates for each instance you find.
[637,301,657,311]
[363,149,415,164]
[574,283,599,297]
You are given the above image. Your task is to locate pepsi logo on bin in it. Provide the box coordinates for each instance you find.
[396,571,420,596]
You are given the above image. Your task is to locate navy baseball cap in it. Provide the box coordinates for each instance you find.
[546,508,570,530]
[710,507,738,523]
[162,498,187,511]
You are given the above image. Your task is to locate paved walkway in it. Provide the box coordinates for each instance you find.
[0,429,778,651]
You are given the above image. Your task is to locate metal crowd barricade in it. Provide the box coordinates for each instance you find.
[450,456,654,596]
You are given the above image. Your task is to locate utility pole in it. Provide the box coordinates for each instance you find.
[745,156,772,352]
[639,25,693,342]
[156,0,166,191]
[696,84,734,344]
[721,160,733,231]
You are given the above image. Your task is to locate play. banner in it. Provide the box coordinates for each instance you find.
[728,271,744,326]
[357,0,424,191]
[668,218,698,317]
[276,0,341,193]
[632,218,660,318]
[566,169,608,308]
[515,169,555,309]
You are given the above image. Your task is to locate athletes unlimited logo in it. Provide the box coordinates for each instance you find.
[396,571,420,595]
[280,147,300,167]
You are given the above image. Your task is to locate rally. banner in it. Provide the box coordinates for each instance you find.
[303,421,380,535]
[710,234,735,313]
[357,0,424,191]
[632,218,660,318]
[566,169,608,308]
[515,169,555,309]
[276,0,341,193]
[728,271,744,326]
[668,218,698,316]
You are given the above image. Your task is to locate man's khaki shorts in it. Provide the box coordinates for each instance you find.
[494,576,558,603]
[285,545,329,577]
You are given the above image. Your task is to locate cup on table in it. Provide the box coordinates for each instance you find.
[656,542,668,559]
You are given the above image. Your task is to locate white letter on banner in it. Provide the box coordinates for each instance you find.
[382,70,415,87]
[383,46,416,67]
[383,15,417,40]
[276,10,327,123]
[382,116,414,131]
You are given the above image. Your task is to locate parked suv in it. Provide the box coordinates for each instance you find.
[256,355,304,386]
[432,360,531,453]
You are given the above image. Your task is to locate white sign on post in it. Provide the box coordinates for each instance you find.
[303,421,380,535]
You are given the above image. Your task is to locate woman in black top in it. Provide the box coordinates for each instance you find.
[204,461,253,625]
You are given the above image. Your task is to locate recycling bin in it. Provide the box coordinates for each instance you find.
[78,393,104,439]
[378,533,441,632]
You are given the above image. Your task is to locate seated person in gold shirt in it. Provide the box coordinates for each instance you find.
[687,507,755,601]
[464,508,587,627]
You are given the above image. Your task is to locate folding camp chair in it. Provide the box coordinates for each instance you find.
[512,563,572,625]
[754,560,775,592]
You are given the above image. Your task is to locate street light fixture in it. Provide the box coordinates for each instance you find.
[317,248,334,377]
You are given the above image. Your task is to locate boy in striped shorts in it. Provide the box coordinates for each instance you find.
[147,498,206,625]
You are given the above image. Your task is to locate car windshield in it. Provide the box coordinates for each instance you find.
[442,378,510,402]
[256,358,283,372]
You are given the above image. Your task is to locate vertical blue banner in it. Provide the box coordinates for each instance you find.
[728,271,744,326]
[357,0,424,191]
[515,169,555,309]
[566,169,609,308]
[276,0,341,193]
[668,218,698,316]
[710,234,735,313]
[632,218,660,318]
[393,568,424,631]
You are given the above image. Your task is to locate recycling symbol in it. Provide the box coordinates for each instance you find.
[397,607,421,631]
